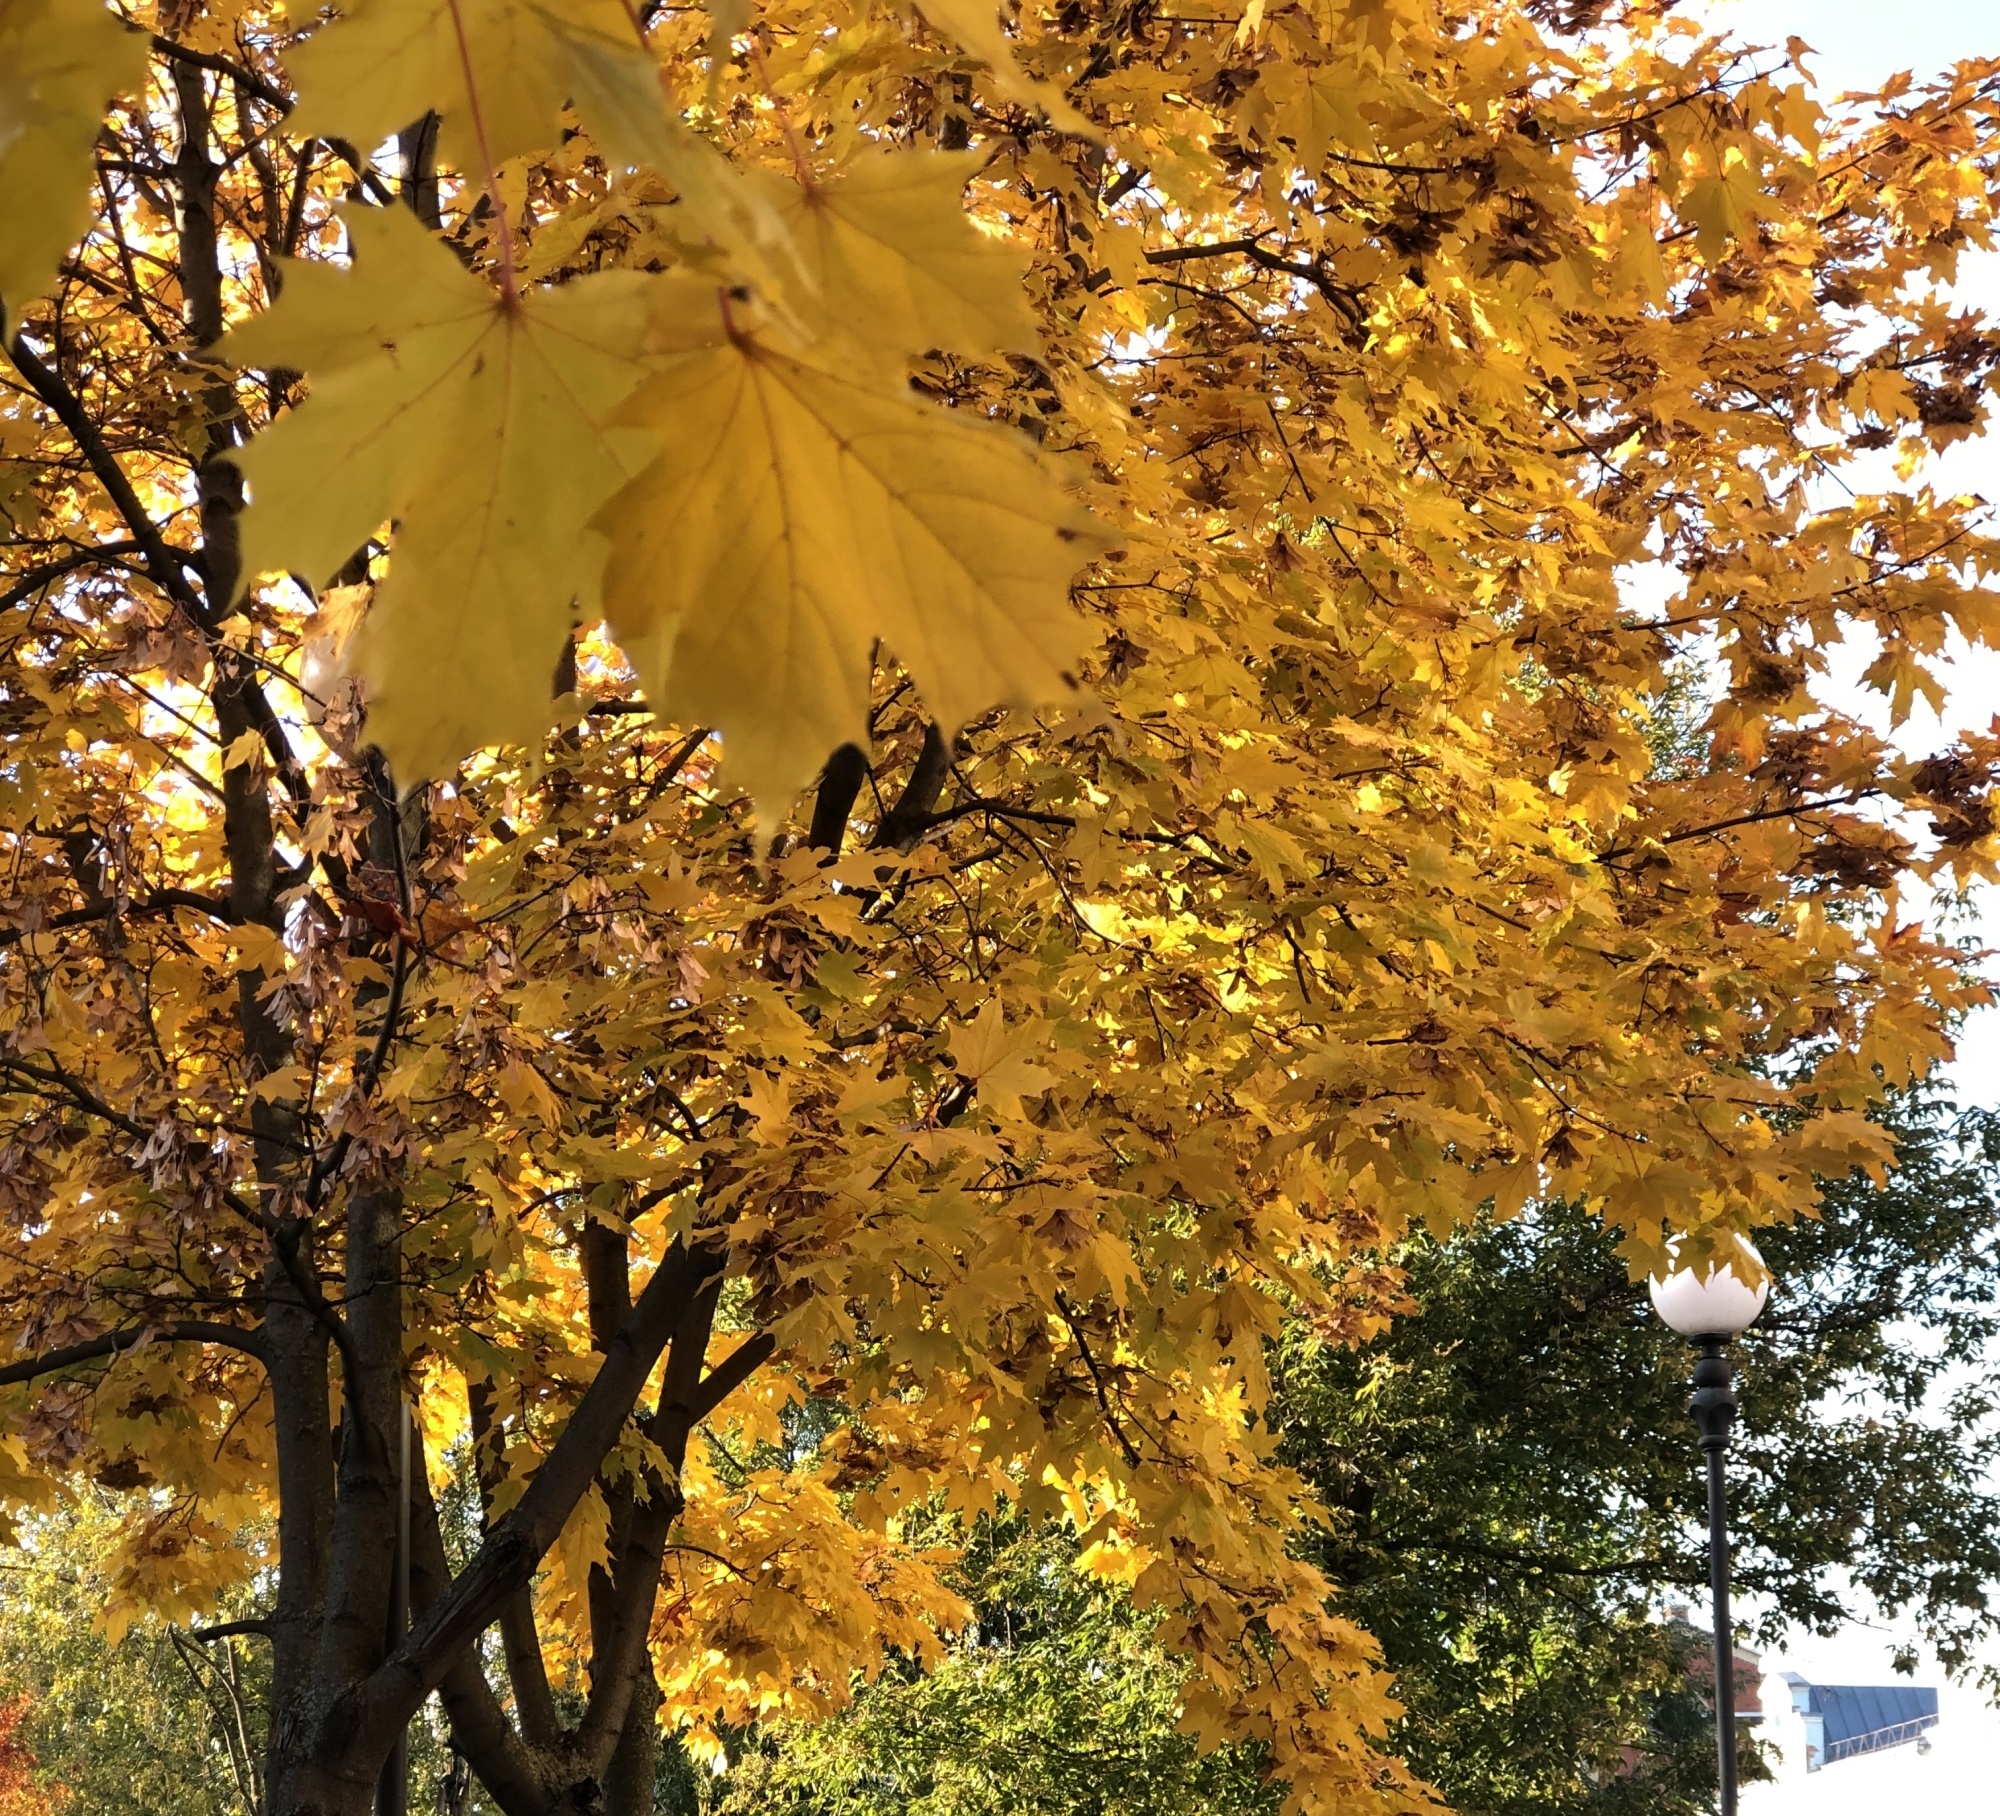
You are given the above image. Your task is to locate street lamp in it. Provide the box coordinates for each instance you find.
[1650,1236,1770,1816]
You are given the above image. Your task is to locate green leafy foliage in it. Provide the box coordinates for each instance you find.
[706,1519,1275,1816]
[1284,1089,2000,1811]
[0,1495,267,1816]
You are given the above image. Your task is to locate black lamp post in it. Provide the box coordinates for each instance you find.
[1650,1239,1770,1816]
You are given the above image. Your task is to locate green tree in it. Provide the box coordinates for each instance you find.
[1283,1087,2000,1812]
[0,1486,495,1816]
[708,1519,1273,1816]
[0,1493,264,1815]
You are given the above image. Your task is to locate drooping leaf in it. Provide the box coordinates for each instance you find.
[0,0,147,329]
[629,120,804,308]
[597,292,1104,817]
[699,0,751,99]
[908,0,1094,135]
[754,150,1039,365]
[222,204,657,781]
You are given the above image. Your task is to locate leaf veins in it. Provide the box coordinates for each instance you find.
[597,290,1106,818]
[223,203,658,783]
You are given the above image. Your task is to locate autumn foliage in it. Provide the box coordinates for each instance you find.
[0,1695,61,1816]
[2,1,1998,1813]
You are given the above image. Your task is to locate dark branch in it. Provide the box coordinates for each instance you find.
[5,332,210,623]
[808,743,872,854]
[1596,789,1878,863]
[920,797,1078,834]
[149,34,291,114]
[871,724,952,853]
[406,1424,550,1816]
[1053,1292,1143,1469]
[0,541,152,612]
[686,1331,777,1423]
[147,33,396,207]
[0,1321,267,1386]
[190,1618,274,1642]
[0,887,232,950]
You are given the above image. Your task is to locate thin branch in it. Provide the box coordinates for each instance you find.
[148,32,396,206]
[920,797,1078,833]
[5,332,210,623]
[149,34,291,114]
[0,541,151,612]
[1053,1291,1143,1469]
[189,1617,274,1642]
[0,1053,159,1142]
[1596,789,1877,863]
[0,887,232,950]
[1143,233,1284,265]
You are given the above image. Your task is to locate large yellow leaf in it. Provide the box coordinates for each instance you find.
[596,291,1104,818]
[222,204,657,782]
[0,0,147,330]
[287,0,649,174]
[754,150,1039,365]
[286,0,794,305]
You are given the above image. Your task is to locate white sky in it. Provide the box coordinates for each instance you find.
[1695,6,2000,1806]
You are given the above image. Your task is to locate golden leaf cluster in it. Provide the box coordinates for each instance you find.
[2,0,1999,1811]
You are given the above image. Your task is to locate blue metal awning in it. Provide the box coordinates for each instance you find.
[1782,1677,1939,1768]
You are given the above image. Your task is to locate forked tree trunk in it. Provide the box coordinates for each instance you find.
[0,43,784,1813]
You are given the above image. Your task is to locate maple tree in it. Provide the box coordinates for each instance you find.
[2,1,2000,1814]
[697,1090,2000,1816]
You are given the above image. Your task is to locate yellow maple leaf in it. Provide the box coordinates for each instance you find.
[948,998,1057,1120]
[222,204,658,782]
[596,288,1104,819]
[287,0,798,318]
[287,0,652,174]
[0,0,147,330]
[753,150,1040,365]
[742,1069,793,1142]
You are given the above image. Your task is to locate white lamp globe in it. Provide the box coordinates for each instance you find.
[1648,1234,1770,1339]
